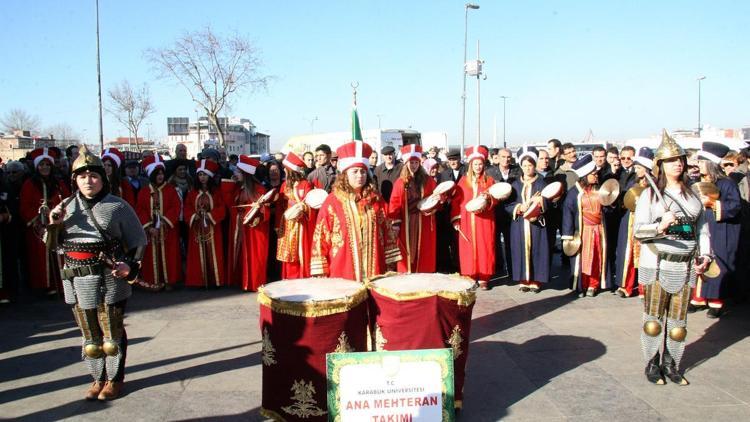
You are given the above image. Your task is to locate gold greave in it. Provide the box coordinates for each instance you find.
[73,305,104,358]
[97,303,124,356]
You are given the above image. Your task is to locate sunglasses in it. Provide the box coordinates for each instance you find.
[620,156,633,161]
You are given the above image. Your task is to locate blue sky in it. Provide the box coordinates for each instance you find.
[1,0,748,149]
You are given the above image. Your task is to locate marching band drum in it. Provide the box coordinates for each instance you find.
[366,273,477,408]
[258,278,369,421]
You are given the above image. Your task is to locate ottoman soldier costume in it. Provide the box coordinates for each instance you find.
[46,146,147,400]
[633,131,711,385]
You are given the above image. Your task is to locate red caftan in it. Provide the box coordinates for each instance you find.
[311,189,401,282]
[387,177,437,273]
[136,183,182,286]
[117,180,137,209]
[276,180,315,279]
[19,178,70,292]
[184,188,226,287]
[222,180,270,291]
[450,174,497,282]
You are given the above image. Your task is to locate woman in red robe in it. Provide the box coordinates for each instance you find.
[450,145,497,289]
[388,144,437,273]
[101,148,136,208]
[184,159,226,288]
[135,154,182,289]
[276,152,316,279]
[222,155,270,291]
[20,148,70,294]
[311,141,401,282]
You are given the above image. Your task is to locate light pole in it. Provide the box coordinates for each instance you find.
[461,3,480,156]
[376,114,383,130]
[499,96,508,148]
[306,116,318,134]
[697,76,706,136]
[95,0,104,150]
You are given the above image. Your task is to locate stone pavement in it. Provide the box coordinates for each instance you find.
[1,268,749,421]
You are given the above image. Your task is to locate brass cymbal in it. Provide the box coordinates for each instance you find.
[691,182,720,200]
[623,185,645,212]
[704,260,721,278]
[598,178,620,206]
[563,233,582,257]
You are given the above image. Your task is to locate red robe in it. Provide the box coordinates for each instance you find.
[184,188,226,287]
[450,174,496,281]
[387,176,437,273]
[311,189,401,282]
[276,180,315,279]
[118,180,137,209]
[136,183,182,286]
[222,180,270,291]
[19,178,70,292]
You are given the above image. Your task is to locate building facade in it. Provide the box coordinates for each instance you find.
[166,116,270,159]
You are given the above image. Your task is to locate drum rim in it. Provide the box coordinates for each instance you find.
[257,283,368,317]
[366,272,477,306]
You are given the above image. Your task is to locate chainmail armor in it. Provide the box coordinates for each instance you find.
[665,318,687,368]
[641,314,662,362]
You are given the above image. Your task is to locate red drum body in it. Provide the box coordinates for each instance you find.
[259,278,368,421]
[523,200,543,221]
[367,273,476,408]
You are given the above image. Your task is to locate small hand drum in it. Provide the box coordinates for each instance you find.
[303,188,328,210]
[243,188,276,225]
[541,181,564,201]
[488,182,513,201]
[283,202,305,221]
[465,195,488,214]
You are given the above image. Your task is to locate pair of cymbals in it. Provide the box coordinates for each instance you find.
[597,179,620,206]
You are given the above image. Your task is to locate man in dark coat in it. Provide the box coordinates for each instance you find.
[373,145,402,202]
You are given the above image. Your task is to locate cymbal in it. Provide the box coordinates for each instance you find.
[563,233,581,257]
[623,185,645,212]
[705,260,721,278]
[691,182,720,200]
[598,179,620,206]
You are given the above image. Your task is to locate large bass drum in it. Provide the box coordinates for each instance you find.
[367,273,476,409]
[258,278,368,421]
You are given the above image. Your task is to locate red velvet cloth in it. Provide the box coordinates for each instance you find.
[368,289,475,406]
[260,300,368,421]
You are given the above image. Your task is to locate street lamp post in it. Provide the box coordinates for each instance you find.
[697,76,706,136]
[95,0,104,150]
[461,3,480,156]
[499,96,508,148]
[307,116,318,134]
[376,114,383,130]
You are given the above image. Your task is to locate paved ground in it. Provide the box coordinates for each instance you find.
[2,261,749,421]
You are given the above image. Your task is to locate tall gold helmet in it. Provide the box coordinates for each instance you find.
[653,129,685,166]
[71,145,105,174]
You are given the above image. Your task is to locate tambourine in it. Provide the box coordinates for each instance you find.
[488,182,512,201]
[417,195,441,213]
[433,180,455,196]
[242,188,276,225]
[303,188,328,210]
[541,181,564,201]
[523,200,543,222]
[465,195,489,214]
[283,202,305,221]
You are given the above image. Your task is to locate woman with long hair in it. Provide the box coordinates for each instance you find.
[388,145,437,273]
[101,148,136,208]
[135,154,182,290]
[311,141,400,282]
[505,147,550,293]
[222,155,270,291]
[276,152,315,279]
[689,142,741,318]
[633,130,711,385]
[450,145,496,290]
[184,159,226,288]
[20,147,70,294]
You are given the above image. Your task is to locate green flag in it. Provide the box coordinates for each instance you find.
[352,104,363,141]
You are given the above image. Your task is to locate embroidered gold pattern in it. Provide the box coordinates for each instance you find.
[446,325,463,359]
[329,205,343,257]
[375,324,388,351]
[261,327,277,366]
[334,331,353,353]
[281,379,327,418]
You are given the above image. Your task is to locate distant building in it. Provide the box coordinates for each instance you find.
[166,116,270,159]
[0,130,69,161]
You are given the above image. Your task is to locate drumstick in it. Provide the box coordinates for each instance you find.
[456,226,470,242]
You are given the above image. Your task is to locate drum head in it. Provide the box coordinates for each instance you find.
[523,201,542,220]
[304,189,328,209]
[488,182,512,200]
[433,181,455,195]
[417,195,440,212]
[261,278,364,302]
[541,181,563,199]
[260,188,276,203]
[465,196,487,213]
[283,202,304,220]
[369,273,476,305]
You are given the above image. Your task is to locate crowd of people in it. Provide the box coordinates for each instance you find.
[1,133,749,393]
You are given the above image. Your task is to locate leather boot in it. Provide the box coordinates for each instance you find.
[645,352,665,385]
[85,381,105,400]
[98,381,123,401]
[661,350,689,385]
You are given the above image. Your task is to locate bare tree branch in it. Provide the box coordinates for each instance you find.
[106,80,156,153]
[145,26,270,147]
[1,108,41,134]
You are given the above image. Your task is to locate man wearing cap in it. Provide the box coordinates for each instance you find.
[486,147,520,279]
[46,145,147,400]
[307,144,337,192]
[439,149,465,184]
[436,149,464,273]
[614,147,653,298]
[689,142,741,318]
[374,145,402,202]
[562,154,609,297]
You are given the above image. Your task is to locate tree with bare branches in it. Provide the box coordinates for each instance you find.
[107,80,156,152]
[1,108,41,134]
[145,26,269,148]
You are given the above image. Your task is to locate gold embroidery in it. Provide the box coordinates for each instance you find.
[334,331,353,353]
[330,205,344,257]
[446,325,463,360]
[261,327,277,366]
[375,324,388,351]
[281,379,327,418]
